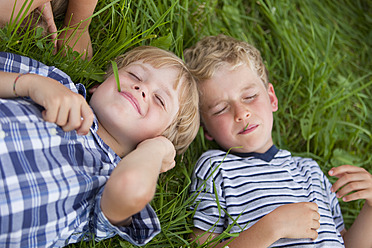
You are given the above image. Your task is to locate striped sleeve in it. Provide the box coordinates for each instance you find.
[190,150,227,233]
[323,173,345,233]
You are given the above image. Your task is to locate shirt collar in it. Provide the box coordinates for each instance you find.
[89,112,121,164]
[231,145,279,162]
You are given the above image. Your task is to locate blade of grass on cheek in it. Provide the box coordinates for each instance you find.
[111,60,121,92]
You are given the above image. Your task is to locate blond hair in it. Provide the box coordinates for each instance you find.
[106,46,200,154]
[184,34,269,88]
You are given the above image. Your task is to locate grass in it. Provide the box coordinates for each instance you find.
[1,0,371,247]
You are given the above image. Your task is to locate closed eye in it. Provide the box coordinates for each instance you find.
[213,106,228,115]
[129,72,141,81]
[244,94,257,101]
[155,94,165,108]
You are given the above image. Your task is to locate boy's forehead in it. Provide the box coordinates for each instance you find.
[199,64,263,103]
[125,61,178,78]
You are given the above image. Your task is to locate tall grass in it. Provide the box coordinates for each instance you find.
[1,0,371,247]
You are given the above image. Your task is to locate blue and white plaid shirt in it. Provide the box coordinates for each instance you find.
[0,52,161,247]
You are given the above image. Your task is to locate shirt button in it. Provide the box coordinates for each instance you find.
[50,128,57,135]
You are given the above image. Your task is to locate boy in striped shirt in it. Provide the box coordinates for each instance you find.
[184,34,372,247]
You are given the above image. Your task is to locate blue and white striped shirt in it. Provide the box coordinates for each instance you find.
[190,146,345,247]
[0,52,161,247]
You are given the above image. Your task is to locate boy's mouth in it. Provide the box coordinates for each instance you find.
[120,91,142,115]
[239,124,258,134]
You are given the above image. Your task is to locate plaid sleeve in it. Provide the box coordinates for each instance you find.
[0,52,86,97]
[92,188,161,246]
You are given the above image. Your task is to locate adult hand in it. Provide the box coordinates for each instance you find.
[38,2,57,46]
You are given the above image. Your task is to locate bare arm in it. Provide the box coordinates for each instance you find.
[0,0,49,25]
[58,0,98,59]
[0,71,93,134]
[63,0,98,28]
[192,202,320,248]
[100,136,176,225]
[329,165,372,248]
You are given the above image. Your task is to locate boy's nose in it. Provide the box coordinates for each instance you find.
[234,105,250,122]
[133,85,146,98]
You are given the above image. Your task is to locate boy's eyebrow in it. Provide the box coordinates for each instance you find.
[241,84,257,91]
[205,99,226,110]
[163,86,172,101]
[132,63,147,74]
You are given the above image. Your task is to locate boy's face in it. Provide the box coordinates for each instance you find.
[90,61,180,153]
[199,63,278,154]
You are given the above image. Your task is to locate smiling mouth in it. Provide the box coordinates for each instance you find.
[120,91,142,115]
[239,124,258,134]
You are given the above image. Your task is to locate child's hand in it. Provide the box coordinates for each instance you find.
[329,165,372,207]
[24,74,93,135]
[137,136,176,173]
[269,202,320,240]
[155,136,176,173]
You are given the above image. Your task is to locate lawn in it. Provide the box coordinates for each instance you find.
[1,0,371,247]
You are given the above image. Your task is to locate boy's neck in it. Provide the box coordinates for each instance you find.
[95,120,132,158]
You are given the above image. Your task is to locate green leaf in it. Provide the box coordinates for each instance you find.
[150,32,173,50]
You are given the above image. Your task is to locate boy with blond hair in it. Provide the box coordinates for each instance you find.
[0,46,199,247]
[184,34,372,247]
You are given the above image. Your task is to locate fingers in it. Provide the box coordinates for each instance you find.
[275,202,320,240]
[330,165,372,204]
[333,177,372,202]
[42,94,93,134]
[307,205,320,240]
[307,228,319,240]
[340,189,371,202]
[160,160,175,173]
[306,201,319,211]
[312,218,321,229]
[76,104,94,135]
[38,2,58,42]
[329,164,366,177]
[309,203,320,229]
[331,172,368,193]
[152,136,176,173]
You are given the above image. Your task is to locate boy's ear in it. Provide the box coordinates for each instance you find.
[267,83,278,112]
[202,126,214,141]
[88,84,100,95]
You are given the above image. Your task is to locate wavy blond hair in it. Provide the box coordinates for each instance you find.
[106,46,200,154]
[184,34,269,88]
